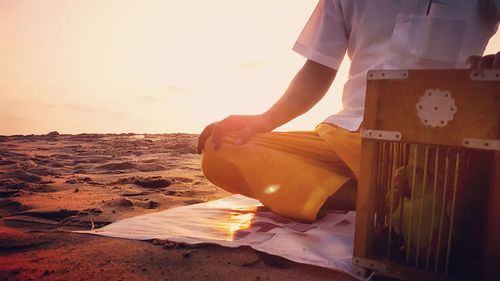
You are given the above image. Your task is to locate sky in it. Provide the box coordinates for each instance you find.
[0,0,499,135]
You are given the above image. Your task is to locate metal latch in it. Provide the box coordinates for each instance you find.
[353,256,399,277]
[367,70,409,80]
[469,69,500,81]
[463,138,500,151]
[361,129,402,141]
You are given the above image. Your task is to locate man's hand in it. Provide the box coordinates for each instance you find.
[196,114,273,154]
[466,51,500,69]
[197,59,337,154]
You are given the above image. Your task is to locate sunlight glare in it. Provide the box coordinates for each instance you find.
[264,184,281,195]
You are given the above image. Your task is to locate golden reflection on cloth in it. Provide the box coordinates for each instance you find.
[208,199,258,241]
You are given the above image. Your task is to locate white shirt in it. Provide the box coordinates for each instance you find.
[293,0,500,132]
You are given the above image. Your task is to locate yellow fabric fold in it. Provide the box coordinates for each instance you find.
[201,124,361,221]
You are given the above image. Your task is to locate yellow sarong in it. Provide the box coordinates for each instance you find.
[201,123,361,221]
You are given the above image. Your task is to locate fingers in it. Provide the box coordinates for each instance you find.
[203,115,240,151]
[466,55,481,69]
[467,51,500,70]
[478,54,495,69]
[234,123,259,145]
[196,123,214,154]
[212,115,246,148]
[196,120,230,153]
[199,115,271,152]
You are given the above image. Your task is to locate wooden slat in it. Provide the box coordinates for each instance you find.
[354,140,379,258]
[354,76,381,258]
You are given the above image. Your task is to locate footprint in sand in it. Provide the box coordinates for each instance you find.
[98,161,137,171]
[112,176,171,189]
[104,197,135,208]
[104,197,160,209]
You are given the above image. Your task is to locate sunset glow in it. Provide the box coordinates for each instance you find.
[0,1,498,135]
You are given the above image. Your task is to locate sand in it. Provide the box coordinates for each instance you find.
[0,132,360,281]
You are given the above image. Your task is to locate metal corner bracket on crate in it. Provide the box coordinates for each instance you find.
[353,256,399,277]
[367,70,409,80]
[469,69,500,81]
[361,129,402,141]
[463,138,500,151]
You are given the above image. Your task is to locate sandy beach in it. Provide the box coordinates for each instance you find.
[0,132,359,281]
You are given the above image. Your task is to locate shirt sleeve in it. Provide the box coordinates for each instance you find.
[292,0,349,70]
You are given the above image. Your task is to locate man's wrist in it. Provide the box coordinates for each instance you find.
[258,111,276,130]
[261,106,291,130]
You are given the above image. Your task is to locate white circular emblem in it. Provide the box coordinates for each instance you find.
[416,89,457,128]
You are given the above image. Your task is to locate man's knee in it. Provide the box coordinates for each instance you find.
[200,136,254,196]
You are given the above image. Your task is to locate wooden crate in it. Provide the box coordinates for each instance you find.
[353,69,500,281]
